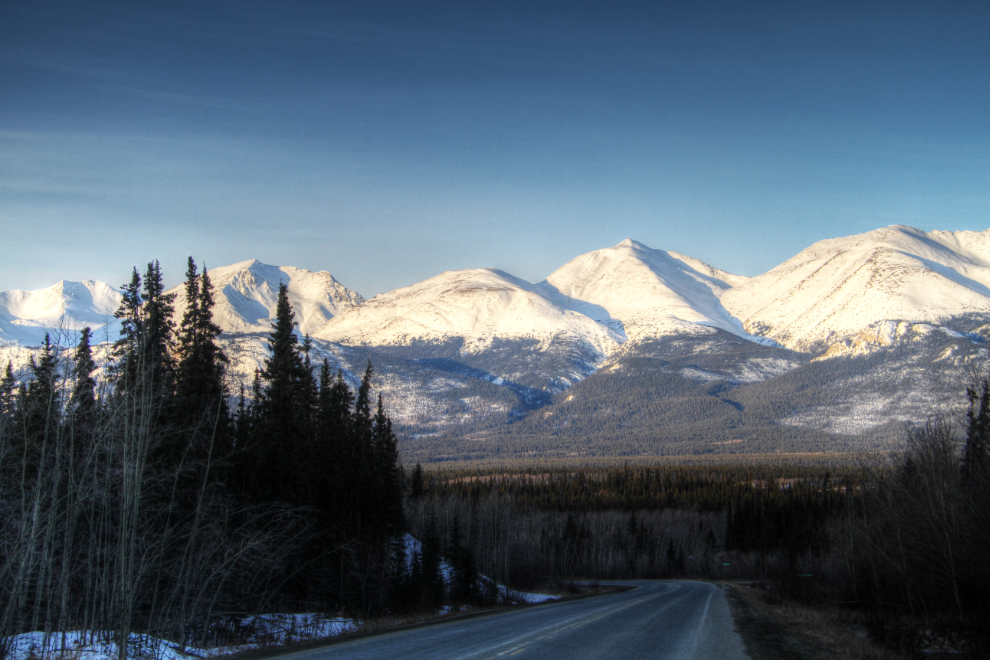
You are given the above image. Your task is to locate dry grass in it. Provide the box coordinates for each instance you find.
[356,603,496,633]
[724,581,907,660]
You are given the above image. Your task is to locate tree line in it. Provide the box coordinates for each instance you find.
[407,409,990,650]
[0,259,405,659]
[405,464,850,588]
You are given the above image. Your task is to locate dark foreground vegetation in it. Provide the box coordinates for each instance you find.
[407,400,990,655]
[0,260,413,660]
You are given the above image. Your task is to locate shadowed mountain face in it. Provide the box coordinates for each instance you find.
[2,224,990,462]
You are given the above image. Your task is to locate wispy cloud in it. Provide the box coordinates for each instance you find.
[0,49,149,84]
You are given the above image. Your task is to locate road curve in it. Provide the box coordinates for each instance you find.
[279,581,750,660]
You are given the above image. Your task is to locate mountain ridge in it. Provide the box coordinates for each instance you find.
[2,224,989,460]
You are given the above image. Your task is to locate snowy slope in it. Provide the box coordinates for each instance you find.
[0,280,122,346]
[168,260,364,336]
[537,238,755,342]
[722,225,990,352]
[316,268,620,357]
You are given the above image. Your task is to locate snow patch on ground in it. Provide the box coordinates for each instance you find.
[679,357,802,385]
[2,614,358,660]
[401,534,556,605]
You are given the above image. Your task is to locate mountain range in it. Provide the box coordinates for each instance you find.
[2,224,987,462]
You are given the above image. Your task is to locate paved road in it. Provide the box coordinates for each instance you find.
[280,581,750,660]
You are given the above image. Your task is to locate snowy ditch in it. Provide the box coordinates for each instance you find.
[3,535,555,660]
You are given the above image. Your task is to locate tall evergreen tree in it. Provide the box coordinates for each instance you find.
[372,393,404,535]
[353,362,374,444]
[0,361,16,423]
[315,361,351,513]
[295,335,319,504]
[69,327,98,428]
[348,362,375,531]
[409,463,425,500]
[112,268,143,384]
[112,262,176,402]
[174,260,229,446]
[327,370,354,512]
[24,334,60,440]
[176,257,200,360]
[141,260,177,395]
[254,282,310,503]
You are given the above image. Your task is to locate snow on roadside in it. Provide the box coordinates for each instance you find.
[4,537,556,660]
[402,533,557,606]
[2,614,358,660]
[499,586,557,604]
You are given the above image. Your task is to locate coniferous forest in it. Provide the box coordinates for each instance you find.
[1,259,990,658]
[405,413,990,650]
[0,260,408,658]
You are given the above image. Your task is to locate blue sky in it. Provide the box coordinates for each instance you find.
[2,1,989,296]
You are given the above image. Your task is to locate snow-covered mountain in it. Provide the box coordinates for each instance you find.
[314,267,623,393]
[0,280,121,346]
[316,267,620,356]
[536,238,756,342]
[4,224,990,460]
[722,225,990,352]
[168,260,364,336]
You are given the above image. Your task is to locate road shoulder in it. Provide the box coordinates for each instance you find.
[722,581,902,660]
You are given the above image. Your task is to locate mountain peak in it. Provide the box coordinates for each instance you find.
[317,265,620,356]
[721,225,990,351]
[168,260,364,336]
[541,240,751,342]
[616,238,647,249]
[0,279,122,346]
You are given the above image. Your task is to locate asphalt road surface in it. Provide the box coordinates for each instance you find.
[279,581,750,660]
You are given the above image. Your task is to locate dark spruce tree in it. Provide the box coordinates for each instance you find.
[409,463,425,500]
[0,361,15,424]
[252,281,311,504]
[20,334,60,453]
[68,326,99,459]
[295,335,319,505]
[328,369,354,512]
[141,260,177,396]
[174,260,231,460]
[315,361,352,514]
[346,362,375,532]
[112,268,143,385]
[111,262,176,417]
[69,327,97,418]
[372,393,405,535]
